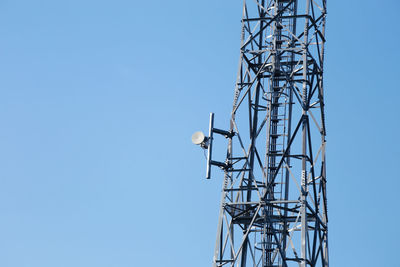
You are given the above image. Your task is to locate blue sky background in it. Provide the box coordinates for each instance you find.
[0,0,399,266]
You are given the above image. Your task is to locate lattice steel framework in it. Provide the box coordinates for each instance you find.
[208,0,328,266]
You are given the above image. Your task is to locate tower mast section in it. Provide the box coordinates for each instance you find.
[208,0,328,266]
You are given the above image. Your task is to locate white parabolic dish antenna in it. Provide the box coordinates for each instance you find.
[192,131,206,145]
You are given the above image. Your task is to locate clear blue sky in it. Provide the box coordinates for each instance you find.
[0,0,399,266]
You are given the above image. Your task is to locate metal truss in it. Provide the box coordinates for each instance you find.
[210,0,328,266]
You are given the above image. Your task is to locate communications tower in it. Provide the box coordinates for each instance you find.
[193,0,328,266]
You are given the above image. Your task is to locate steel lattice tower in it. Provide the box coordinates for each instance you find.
[196,0,328,266]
